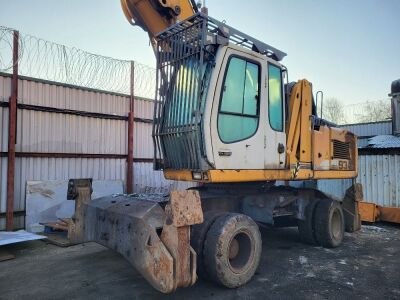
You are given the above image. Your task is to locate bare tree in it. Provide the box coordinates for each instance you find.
[322,97,346,124]
[356,100,391,123]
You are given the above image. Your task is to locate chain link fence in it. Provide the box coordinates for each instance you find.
[0,26,156,99]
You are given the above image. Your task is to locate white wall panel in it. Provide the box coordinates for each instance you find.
[18,78,130,116]
[0,74,188,231]
[0,157,7,213]
[133,162,195,193]
[0,75,11,102]
[135,98,154,119]
[12,157,127,220]
[0,106,8,152]
[134,122,153,159]
[16,110,127,154]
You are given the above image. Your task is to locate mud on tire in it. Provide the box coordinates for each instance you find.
[203,213,262,288]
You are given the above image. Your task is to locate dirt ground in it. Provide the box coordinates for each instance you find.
[0,224,399,300]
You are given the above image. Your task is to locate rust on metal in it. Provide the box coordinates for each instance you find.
[160,190,203,290]
[342,184,362,232]
[6,30,19,231]
[166,190,204,227]
[359,201,400,224]
[359,202,379,222]
[0,100,153,123]
[0,151,154,163]
[127,61,135,193]
[66,182,203,293]
[67,179,93,243]
[379,206,400,224]
[127,112,134,193]
[160,224,193,290]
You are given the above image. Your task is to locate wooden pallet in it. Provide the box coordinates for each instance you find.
[41,219,75,247]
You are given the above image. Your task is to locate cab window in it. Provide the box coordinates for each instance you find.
[218,57,260,143]
[268,64,284,132]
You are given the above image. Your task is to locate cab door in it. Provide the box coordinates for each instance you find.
[264,62,286,169]
[210,48,265,169]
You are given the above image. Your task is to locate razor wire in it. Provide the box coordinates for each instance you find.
[0,26,156,99]
[0,26,392,120]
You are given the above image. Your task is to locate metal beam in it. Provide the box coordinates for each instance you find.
[127,61,135,193]
[0,152,155,162]
[6,30,19,231]
[0,101,153,123]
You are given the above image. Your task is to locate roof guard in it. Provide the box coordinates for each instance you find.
[156,13,287,61]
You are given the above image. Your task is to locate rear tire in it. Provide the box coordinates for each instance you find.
[298,199,319,245]
[314,199,345,248]
[203,213,262,288]
[191,211,224,278]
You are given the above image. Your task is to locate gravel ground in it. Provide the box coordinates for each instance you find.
[0,223,399,300]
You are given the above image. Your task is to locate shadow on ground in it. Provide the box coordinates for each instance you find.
[1,224,399,300]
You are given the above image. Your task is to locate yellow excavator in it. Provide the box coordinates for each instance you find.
[66,0,361,293]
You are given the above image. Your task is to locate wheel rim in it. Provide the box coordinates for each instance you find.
[227,231,254,273]
[331,210,342,240]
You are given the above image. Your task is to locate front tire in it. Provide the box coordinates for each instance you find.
[203,213,262,288]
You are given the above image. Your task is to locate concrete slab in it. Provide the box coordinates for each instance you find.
[0,224,399,299]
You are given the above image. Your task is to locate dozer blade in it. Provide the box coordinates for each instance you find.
[66,179,203,293]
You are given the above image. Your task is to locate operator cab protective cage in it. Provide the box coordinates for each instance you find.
[152,13,286,170]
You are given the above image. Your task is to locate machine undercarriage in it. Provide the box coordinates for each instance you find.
[67,179,361,293]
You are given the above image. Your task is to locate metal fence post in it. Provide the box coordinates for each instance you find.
[127,61,135,193]
[6,30,19,231]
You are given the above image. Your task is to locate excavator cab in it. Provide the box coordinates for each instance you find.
[154,15,287,170]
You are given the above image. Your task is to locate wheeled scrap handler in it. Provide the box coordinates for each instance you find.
[66,0,362,293]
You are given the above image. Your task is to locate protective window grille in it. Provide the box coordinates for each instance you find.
[153,15,213,170]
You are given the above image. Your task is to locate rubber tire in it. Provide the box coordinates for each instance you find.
[298,199,319,245]
[203,213,262,288]
[314,199,345,248]
[191,211,225,278]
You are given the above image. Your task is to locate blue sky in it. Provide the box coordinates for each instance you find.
[1,0,399,105]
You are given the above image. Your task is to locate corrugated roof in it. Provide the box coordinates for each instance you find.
[341,121,392,137]
[365,135,400,149]
[357,138,369,148]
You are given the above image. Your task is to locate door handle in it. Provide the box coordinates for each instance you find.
[218,151,232,157]
[278,143,285,154]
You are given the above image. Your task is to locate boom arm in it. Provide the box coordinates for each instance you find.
[121,0,198,44]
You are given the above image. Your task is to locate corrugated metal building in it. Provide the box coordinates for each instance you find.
[0,73,191,230]
[341,121,392,147]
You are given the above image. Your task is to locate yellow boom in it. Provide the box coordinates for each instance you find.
[121,0,198,45]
